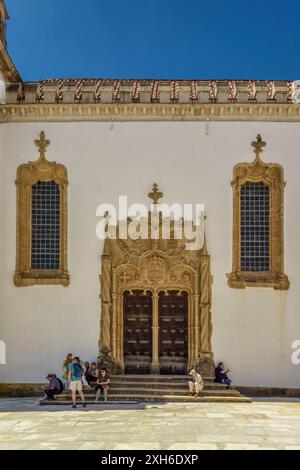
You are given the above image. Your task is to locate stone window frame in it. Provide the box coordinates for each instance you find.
[14,131,69,287]
[227,135,290,290]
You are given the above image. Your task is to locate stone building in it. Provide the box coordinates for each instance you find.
[0,0,299,389]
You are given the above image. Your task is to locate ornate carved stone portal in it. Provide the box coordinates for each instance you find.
[98,187,214,376]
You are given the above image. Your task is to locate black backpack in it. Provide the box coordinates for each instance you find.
[57,378,64,394]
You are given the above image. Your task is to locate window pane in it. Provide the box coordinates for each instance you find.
[31,181,60,270]
[240,182,270,272]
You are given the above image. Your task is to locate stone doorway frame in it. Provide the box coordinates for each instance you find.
[98,189,215,376]
[99,233,215,376]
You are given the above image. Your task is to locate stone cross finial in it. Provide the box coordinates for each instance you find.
[35,131,50,161]
[148,183,163,205]
[251,134,266,161]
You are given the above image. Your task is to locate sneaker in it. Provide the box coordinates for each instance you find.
[72,404,77,409]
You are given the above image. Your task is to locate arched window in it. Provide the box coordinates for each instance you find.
[227,135,289,290]
[14,132,69,287]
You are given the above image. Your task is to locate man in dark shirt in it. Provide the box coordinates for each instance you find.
[215,362,232,388]
[44,374,61,400]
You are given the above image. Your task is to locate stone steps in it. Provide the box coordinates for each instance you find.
[41,394,251,404]
[55,388,241,398]
[109,381,228,390]
[40,374,251,404]
[110,375,216,382]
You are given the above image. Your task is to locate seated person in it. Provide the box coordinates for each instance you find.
[95,368,110,402]
[215,362,232,388]
[188,369,204,397]
[82,361,91,388]
[83,361,90,377]
[43,374,63,400]
[86,362,98,384]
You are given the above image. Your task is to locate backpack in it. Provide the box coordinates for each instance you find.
[57,378,64,394]
[72,363,83,380]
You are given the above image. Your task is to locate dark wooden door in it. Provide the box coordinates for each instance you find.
[123,290,152,374]
[159,291,188,375]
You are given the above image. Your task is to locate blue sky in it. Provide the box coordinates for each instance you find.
[5,0,300,82]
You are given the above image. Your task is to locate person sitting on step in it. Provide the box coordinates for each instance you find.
[86,361,98,385]
[188,369,204,398]
[215,362,232,389]
[82,361,92,388]
[95,368,110,402]
[43,374,63,400]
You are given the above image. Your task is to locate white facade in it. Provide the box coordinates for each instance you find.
[0,71,5,104]
[0,119,300,387]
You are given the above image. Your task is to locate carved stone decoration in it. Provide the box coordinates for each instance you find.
[227,135,290,290]
[148,257,164,282]
[98,187,214,375]
[14,131,69,287]
[98,346,122,375]
[248,81,257,102]
[1,103,300,124]
[208,81,218,102]
[228,81,237,102]
[99,251,112,351]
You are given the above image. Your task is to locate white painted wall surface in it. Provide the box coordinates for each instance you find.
[0,120,300,387]
[0,71,5,104]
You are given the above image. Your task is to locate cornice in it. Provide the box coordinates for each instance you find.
[1,103,300,123]
[0,42,21,82]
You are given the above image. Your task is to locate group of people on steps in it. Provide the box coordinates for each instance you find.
[43,354,232,406]
[43,354,110,408]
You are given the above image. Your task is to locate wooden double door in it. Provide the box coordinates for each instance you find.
[124,290,188,375]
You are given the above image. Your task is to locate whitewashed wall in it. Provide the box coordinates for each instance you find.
[0,71,6,104]
[0,120,300,387]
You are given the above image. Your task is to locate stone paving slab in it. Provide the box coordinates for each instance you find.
[0,398,299,450]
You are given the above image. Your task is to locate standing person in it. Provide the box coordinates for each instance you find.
[188,369,204,397]
[62,353,73,391]
[44,374,62,400]
[68,357,86,409]
[95,368,110,402]
[215,362,232,388]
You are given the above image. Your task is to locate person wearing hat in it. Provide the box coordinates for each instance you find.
[188,369,204,397]
[44,374,62,400]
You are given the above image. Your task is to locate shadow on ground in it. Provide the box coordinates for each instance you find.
[0,397,168,413]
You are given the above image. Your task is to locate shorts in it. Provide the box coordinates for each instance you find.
[70,379,83,392]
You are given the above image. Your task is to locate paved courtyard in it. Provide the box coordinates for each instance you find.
[0,398,300,450]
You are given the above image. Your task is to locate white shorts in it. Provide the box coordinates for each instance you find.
[70,379,83,392]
